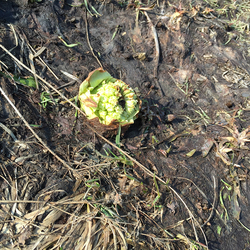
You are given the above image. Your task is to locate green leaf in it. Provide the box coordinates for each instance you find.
[68,3,84,7]
[58,36,80,48]
[116,125,121,147]
[151,135,159,144]
[112,25,120,40]
[84,0,93,16]
[186,149,196,157]
[29,124,42,128]
[125,174,141,183]
[217,225,222,235]
[90,5,101,16]
[152,173,161,206]
[79,81,89,95]
[85,178,100,188]
[14,76,37,88]
[221,179,232,191]
[0,71,37,88]
[88,70,112,89]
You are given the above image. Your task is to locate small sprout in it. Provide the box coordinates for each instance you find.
[58,36,80,48]
[221,179,232,191]
[85,179,100,188]
[112,25,120,40]
[151,135,159,144]
[40,92,59,109]
[115,125,122,147]
[186,149,196,157]
[217,225,222,235]
[152,173,161,206]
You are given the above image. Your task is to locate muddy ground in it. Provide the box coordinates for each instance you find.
[0,0,250,249]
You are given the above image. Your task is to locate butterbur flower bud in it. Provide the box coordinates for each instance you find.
[79,68,140,134]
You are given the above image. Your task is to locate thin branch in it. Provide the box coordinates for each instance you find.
[84,10,103,68]
[144,11,163,97]
[144,11,159,78]
[202,175,217,227]
[0,122,18,142]
[28,44,59,81]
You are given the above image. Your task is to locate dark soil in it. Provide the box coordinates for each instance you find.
[0,0,250,249]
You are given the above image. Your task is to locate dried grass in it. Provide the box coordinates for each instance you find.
[0,21,210,250]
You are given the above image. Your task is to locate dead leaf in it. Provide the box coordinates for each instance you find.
[114,193,122,206]
[223,125,250,149]
[125,144,138,150]
[214,139,232,165]
[118,176,127,192]
[18,226,32,245]
[231,182,241,220]
[56,115,72,136]
[201,138,214,157]
[167,201,178,214]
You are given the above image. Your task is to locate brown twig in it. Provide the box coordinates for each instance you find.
[202,175,217,227]
[84,10,103,68]
[28,44,60,81]
[143,11,163,97]
[144,11,159,78]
